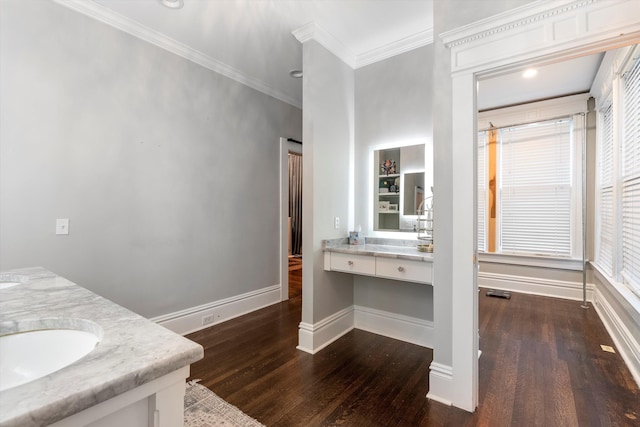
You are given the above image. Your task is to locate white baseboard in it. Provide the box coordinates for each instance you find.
[297,306,354,354]
[354,305,434,348]
[151,285,281,335]
[478,272,594,302]
[593,287,640,388]
[426,362,453,406]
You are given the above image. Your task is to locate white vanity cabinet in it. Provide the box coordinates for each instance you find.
[375,257,432,284]
[324,250,432,285]
[328,252,376,276]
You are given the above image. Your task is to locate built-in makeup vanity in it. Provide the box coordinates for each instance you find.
[323,238,433,285]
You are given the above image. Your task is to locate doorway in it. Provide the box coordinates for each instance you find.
[442,1,640,411]
[288,151,303,299]
[279,137,302,302]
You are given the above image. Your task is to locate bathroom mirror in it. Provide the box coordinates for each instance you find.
[373,143,427,232]
[403,172,425,215]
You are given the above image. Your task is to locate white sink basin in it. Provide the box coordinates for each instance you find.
[0,328,101,391]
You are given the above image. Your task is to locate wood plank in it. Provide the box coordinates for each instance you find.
[186,287,640,425]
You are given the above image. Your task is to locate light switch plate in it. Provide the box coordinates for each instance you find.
[334,216,340,229]
[56,219,69,235]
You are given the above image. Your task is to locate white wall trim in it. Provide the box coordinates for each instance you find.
[355,29,434,69]
[441,0,596,48]
[477,93,591,129]
[293,23,434,70]
[296,306,355,354]
[353,305,434,348]
[590,45,637,105]
[441,0,640,75]
[151,285,281,336]
[52,0,302,109]
[292,22,356,68]
[426,362,453,406]
[593,287,640,387]
[479,253,584,271]
[478,272,594,302]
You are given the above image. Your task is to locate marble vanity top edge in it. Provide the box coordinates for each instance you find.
[0,267,204,427]
[322,238,433,261]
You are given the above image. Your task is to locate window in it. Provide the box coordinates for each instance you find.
[477,131,487,252]
[594,45,640,299]
[477,99,585,260]
[499,119,573,256]
[596,103,614,277]
[621,54,640,296]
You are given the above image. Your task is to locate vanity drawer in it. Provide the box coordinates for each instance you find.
[375,257,432,284]
[330,253,376,276]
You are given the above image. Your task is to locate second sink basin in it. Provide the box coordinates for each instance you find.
[0,324,101,392]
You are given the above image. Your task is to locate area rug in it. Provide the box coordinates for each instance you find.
[184,380,265,427]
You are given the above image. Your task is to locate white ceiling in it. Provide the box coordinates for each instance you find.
[478,53,604,111]
[65,0,603,111]
[88,0,434,108]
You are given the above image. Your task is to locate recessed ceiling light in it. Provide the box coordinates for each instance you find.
[522,68,538,78]
[158,0,184,9]
[289,69,303,78]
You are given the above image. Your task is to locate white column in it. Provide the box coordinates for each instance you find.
[450,71,479,411]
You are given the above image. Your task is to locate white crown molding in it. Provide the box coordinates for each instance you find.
[440,0,595,48]
[292,22,357,68]
[293,23,434,70]
[52,0,302,109]
[355,29,434,69]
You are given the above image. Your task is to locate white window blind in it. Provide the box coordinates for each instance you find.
[621,55,640,296]
[478,131,487,252]
[499,119,572,255]
[597,103,615,277]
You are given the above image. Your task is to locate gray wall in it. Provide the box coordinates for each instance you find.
[0,0,302,318]
[301,40,354,324]
[353,45,434,318]
[355,45,433,233]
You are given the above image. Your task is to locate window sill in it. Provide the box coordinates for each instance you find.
[590,262,640,316]
[478,252,585,271]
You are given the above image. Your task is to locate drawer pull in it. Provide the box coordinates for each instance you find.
[348,260,354,266]
[398,266,405,272]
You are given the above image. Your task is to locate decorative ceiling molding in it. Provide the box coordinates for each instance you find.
[292,22,357,68]
[53,0,302,109]
[355,29,434,69]
[440,0,640,75]
[293,23,434,70]
[440,0,595,48]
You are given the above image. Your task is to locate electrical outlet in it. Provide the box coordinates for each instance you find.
[334,216,340,229]
[202,314,216,325]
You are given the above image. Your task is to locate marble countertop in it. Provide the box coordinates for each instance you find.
[0,267,204,427]
[322,237,433,262]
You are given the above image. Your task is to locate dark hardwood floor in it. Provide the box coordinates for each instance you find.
[187,272,639,426]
